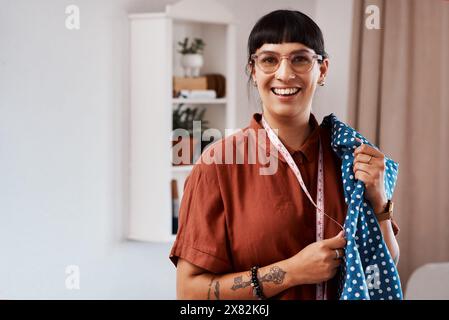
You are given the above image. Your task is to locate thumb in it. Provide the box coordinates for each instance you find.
[323,231,346,249]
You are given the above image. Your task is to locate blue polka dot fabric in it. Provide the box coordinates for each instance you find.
[322,113,403,300]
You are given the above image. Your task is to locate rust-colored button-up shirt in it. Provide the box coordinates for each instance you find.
[170,113,351,299]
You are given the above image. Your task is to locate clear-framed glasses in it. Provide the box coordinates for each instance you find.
[250,50,323,74]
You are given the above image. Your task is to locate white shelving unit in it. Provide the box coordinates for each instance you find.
[128,0,236,242]
[170,165,195,172]
[172,98,227,104]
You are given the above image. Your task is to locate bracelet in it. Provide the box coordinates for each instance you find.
[375,199,394,221]
[250,266,265,300]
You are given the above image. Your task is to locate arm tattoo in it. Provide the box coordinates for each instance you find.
[207,277,215,300]
[230,266,286,292]
[260,266,286,284]
[231,276,252,291]
[214,280,220,300]
[207,276,220,300]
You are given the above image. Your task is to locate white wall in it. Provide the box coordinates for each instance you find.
[0,0,179,299]
[314,0,354,123]
[0,0,353,299]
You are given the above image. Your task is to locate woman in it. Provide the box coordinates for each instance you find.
[169,9,400,300]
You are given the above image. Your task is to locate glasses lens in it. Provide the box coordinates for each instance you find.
[290,53,314,73]
[257,53,279,73]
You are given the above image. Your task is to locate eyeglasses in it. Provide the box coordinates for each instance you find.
[250,51,323,74]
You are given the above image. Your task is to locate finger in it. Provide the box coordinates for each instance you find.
[336,249,345,260]
[330,258,343,268]
[323,231,347,249]
[354,153,373,164]
[353,162,373,175]
[329,249,345,261]
[354,142,383,158]
[354,155,384,169]
[354,170,371,183]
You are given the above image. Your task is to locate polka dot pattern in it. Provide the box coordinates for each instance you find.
[322,114,403,300]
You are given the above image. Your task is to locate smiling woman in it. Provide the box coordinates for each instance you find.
[169,9,401,301]
[246,10,329,150]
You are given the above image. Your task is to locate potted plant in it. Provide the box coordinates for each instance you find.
[177,37,206,77]
[172,104,209,165]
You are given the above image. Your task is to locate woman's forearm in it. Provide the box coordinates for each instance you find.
[372,200,400,265]
[379,220,400,264]
[178,258,299,300]
[177,233,346,299]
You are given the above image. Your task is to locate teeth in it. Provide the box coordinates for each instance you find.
[272,87,300,95]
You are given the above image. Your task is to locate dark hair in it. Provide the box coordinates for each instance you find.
[246,9,328,75]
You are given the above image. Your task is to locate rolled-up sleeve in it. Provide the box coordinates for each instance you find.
[169,164,232,274]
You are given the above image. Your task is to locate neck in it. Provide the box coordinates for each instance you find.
[262,109,313,151]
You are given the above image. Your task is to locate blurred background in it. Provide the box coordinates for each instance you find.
[0,0,448,299]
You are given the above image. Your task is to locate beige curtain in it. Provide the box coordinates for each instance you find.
[348,0,449,293]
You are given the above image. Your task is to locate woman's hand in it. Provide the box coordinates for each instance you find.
[353,138,388,214]
[288,231,346,285]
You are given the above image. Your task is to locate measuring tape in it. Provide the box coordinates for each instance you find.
[261,116,331,300]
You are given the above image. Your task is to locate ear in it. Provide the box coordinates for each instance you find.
[319,58,329,82]
[248,62,256,82]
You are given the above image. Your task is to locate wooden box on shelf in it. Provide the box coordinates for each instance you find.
[173,76,207,93]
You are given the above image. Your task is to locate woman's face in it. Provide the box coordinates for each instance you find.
[251,42,328,119]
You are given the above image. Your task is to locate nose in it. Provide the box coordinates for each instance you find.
[274,58,296,82]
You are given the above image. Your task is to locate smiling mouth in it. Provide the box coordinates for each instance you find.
[271,87,301,96]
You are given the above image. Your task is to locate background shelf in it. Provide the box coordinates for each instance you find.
[172,98,227,104]
[171,165,194,173]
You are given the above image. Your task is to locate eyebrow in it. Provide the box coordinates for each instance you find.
[258,49,313,55]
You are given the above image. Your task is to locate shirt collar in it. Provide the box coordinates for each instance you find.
[249,112,321,164]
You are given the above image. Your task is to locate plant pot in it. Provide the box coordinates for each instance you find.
[180,54,204,77]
